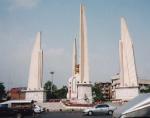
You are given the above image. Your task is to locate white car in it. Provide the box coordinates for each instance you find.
[113,93,150,118]
[83,104,116,116]
[34,105,44,113]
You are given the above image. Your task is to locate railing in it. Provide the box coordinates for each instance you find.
[48,99,61,102]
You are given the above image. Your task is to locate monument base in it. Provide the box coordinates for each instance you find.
[115,87,139,101]
[75,83,92,104]
[25,90,46,102]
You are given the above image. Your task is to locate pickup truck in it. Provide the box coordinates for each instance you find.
[0,100,34,118]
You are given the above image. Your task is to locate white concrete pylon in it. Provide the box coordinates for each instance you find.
[27,32,43,90]
[119,17,138,87]
[79,4,89,83]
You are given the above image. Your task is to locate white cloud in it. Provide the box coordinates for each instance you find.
[9,0,40,10]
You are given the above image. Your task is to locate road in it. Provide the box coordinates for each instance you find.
[25,112,112,118]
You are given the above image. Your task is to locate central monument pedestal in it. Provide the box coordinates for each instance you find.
[76,83,92,104]
[25,89,46,102]
[115,87,139,101]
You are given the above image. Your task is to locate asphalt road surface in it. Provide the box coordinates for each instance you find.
[25,112,112,118]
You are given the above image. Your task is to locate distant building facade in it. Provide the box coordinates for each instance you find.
[95,82,112,100]
[10,87,26,100]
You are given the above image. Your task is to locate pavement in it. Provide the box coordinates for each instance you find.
[36,101,121,112]
[37,102,65,111]
[30,102,118,118]
[25,112,113,118]
[37,102,94,111]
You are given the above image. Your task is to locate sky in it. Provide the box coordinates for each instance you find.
[0,0,150,89]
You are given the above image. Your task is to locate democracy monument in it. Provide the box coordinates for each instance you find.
[23,4,140,104]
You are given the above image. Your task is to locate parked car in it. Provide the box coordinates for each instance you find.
[113,93,150,118]
[0,100,34,118]
[83,104,116,116]
[34,105,44,113]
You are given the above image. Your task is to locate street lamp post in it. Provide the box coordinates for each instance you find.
[50,71,54,95]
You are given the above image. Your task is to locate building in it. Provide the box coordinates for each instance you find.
[94,82,112,100]
[10,87,26,100]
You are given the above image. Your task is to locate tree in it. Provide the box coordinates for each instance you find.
[92,83,104,102]
[55,86,68,99]
[44,81,68,100]
[44,81,57,100]
[0,82,6,100]
[140,86,150,93]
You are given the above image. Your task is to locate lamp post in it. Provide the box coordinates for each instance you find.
[50,71,54,94]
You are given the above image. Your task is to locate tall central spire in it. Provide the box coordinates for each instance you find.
[67,4,92,104]
[80,4,89,83]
